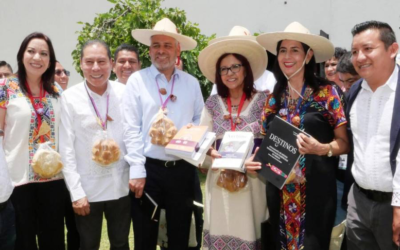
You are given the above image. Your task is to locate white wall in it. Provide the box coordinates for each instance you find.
[1,0,399,85]
[162,0,400,50]
[0,0,114,85]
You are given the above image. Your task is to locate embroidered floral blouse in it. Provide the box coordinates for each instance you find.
[261,84,346,134]
[201,92,268,140]
[0,76,62,185]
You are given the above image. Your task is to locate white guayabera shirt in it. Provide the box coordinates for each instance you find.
[60,81,129,203]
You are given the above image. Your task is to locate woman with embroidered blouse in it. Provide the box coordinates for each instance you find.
[0,32,64,249]
[245,22,350,250]
[197,28,269,250]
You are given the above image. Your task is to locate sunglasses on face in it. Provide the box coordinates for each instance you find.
[0,73,11,79]
[55,69,70,76]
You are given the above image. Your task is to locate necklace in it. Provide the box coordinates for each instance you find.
[226,93,246,131]
[284,83,307,127]
[25,81,47,143]
[155,76,177,111]
[84,82,111,130]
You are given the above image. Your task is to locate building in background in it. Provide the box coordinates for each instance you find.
[1,0,399,86]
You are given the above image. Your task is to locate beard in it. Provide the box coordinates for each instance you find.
[151,55,177,72]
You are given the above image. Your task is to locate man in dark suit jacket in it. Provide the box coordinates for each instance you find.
[345,20,400,250]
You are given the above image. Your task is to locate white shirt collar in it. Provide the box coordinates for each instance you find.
[361,65,399,92]
[84,80,111,98]
[149,64,180,82]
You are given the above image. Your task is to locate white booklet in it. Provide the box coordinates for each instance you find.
[167,132,216,167]
[212,131,254,173]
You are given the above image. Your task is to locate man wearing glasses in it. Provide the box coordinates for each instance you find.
[0,61,13,79]
[55,61,70,90]
[336,52,361,93]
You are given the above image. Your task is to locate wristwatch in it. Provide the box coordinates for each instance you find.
[327,143,333,157]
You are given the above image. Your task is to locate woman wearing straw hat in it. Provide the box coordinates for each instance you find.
[247,22,350,249]
[198,30,269,250]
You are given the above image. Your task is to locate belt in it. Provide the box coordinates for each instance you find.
[0,200,8,211]
[355,183,392,203]
[145,157,183,168]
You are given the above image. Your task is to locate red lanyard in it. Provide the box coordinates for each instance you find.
[227,92,246,131]
[25,81,45,143]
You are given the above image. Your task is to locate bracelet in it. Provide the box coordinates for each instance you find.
[327,143,333,157]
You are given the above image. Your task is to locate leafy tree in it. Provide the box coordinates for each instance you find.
[72,0,215,96]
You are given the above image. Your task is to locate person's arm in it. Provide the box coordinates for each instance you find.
[122,77,146,198]
[296,85,349,156]
[393,206,400,246]
[392,149,400,245]
[191,78,204,125]
[0,79,8,135]
[296,125,349,156]
[0,109,5,136]
[59,93,90,216]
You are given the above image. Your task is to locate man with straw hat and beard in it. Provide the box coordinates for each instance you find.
[197,27,269,250]
[209,26,276,96]
[245,22,349,249]
[122,17,204,250]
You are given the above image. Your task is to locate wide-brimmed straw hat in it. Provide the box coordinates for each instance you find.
[256,22,334,63]
[198,26,268,84]
[210,26,256,44]
[131,18,197,51]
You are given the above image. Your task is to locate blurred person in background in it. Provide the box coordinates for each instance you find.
[337,52,361,93]
[0,61,13,79]
[54,61,70,90]
[325,47,347,91]
[113,44,141,84]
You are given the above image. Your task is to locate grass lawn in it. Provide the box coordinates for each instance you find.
[66,171,207,249]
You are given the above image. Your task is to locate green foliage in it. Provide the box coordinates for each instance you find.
[72,0,215,97]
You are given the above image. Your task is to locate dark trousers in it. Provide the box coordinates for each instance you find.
[160,169,204,250]
[130,192,144,250]
[75,195,130,250]
[64,186,80,250]
[142,157,195,250]
[11,180,65,250]
[346,184,397,250]
[0,200,16,250]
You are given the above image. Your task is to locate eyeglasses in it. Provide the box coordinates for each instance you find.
[0,73,11,79]
[219,64,242,76]
[55,69,70,76]
[340,77,359,85]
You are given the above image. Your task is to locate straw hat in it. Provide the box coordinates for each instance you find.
[131,18,197,51]
[198,26,268,84]
[256,22,334,63]
[210,26,256,44]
